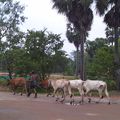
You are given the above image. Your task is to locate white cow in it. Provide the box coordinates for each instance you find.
[69,79,84,103]
[83,79,110,104]
[48,79,73,103]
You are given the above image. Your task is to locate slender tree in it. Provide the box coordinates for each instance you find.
[66,23,81,77]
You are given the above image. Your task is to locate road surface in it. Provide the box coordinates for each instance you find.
[0,92,120,120]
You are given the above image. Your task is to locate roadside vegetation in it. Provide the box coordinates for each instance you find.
[0,0,120,94]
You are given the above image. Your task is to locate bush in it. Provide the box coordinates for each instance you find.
[106,80,117,90]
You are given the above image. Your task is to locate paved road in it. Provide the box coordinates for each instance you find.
[0,92,120,120]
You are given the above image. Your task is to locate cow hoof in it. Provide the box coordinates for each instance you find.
[60,101,63,104]
[70,100,74,105]
[35,95,37,98]
[27,93,31,97]
[79,101,84,104]
[56,98,59,101]
[96,101,99,104]
[108,102,110,105]
[88,98,91,103]
[60,100,64,104]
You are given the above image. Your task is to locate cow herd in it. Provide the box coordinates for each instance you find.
[7,77,110,105]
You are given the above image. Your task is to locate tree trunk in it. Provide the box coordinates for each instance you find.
[114,27,120,90]
[113,0,120,90]
[80,34,85,81]
[114,27,119,65]
[75,47,79,77]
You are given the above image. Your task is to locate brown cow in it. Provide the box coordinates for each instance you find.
[39,79,53,97]
[8,77,27,96]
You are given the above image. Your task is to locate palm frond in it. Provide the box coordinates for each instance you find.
[52,0,68,14]
[95,0,109,15]
[104,7,120,27]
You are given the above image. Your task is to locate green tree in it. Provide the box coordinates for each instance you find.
[25,29,64,80]
[86,38,107,59]
[95,0,120,90]
[0,0,26,79]
[87,46,114,79]
[64,57,75,76]
[51,50,69,74]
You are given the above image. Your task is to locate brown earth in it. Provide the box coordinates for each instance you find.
[0,91,120,120]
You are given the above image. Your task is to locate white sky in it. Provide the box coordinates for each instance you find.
[19,0,107,54]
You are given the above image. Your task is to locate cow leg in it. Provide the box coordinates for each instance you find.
[33,88,37,98]
[20,92,23,96]
[78,88,84,104]
[67,85,74,105]
[84,89,91,103]
[52,88,56,97]
[20,87,24,96]
[46,86,52,97]
[54,88,60,101]
[21,86,26,96]
[96,89,103,104]
[27,87,31,97]
[24,84,28,96]
[27,92,31,97]
[57,88,65,102]
[59,89,65,103]
[13,86,17,95]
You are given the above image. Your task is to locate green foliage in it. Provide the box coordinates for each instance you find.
[0,26,75,80]
[0,0,26,79]
[64,58,75,76]
[0,0,26,44]
[86,38,107,58]
[106,79,117,90]
[24,29,65,80]
[87,46,114,80]
[0,79,8,86]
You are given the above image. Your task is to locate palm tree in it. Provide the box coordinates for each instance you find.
[51,0,93,80]
[66,23,81,77]
[95,0,120,90]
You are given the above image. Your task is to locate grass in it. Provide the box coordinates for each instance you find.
[49,74,76,80]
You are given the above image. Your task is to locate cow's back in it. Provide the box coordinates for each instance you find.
[10,77,26,87]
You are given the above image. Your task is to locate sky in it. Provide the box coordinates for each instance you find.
[19,0,107,55]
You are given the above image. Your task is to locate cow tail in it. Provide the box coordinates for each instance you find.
[104,83,109,97]
[68,81,72,97]
[104,83,110,104]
